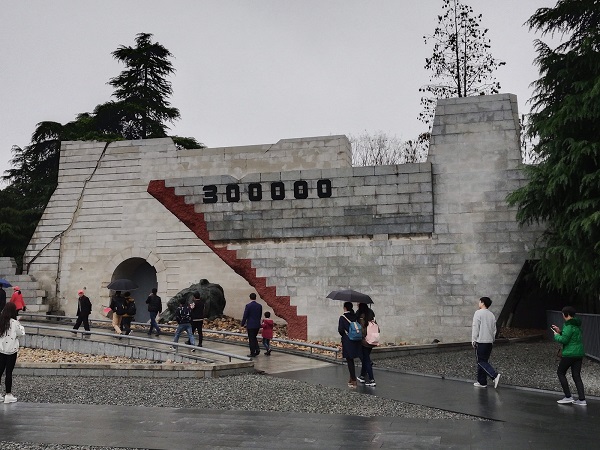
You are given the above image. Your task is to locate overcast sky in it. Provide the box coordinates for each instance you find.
[0,0,558,180]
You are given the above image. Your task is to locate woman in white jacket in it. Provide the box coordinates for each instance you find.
[0,302,25,403]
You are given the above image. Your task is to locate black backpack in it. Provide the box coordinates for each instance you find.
[176,305,191,324]
[126,300,137,316]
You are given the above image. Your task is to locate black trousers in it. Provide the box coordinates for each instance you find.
[557,356,585,400]
[73,314,90,331]
[247,328,260,355]
[191,320,203,346]
[120,316,133,335]
[0,352,18,393]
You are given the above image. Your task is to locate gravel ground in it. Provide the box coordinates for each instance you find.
[377,340,600,396]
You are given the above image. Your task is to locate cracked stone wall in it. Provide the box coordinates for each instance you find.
[25,136,351,318]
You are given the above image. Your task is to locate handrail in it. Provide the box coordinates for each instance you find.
[20,321,252,363]
[21,312,341,358]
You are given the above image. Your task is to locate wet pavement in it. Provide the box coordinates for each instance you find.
[2,323,599,448]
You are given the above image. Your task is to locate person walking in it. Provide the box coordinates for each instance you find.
[472,296,501,388]
[145,288,162,336]
[356,302,377,387]
[338,302,361,388]
[0,286,6,312]
[72,290,92,335]
[109,291,126,335]
[241,293,262,357]
[261,311,274,356]
[170,297,195,350]
[0,302,25,404]
[188,291,206,347]
[10,287,25,315]
[120,292,136,335]
[552,306,587,405]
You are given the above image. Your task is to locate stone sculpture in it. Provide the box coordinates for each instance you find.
[160,279,226,322]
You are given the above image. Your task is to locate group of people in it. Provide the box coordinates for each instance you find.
[0,285,26,315]
[339,302,379,387]
[241,293,274,357]
[472,296,587,405]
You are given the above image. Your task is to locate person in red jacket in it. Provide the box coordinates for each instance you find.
[9,287,25,315]
[260,311,274,356]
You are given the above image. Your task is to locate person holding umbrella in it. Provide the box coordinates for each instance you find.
[338,301,361,388]
[109,291,126,335]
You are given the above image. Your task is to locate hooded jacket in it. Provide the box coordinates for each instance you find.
[554,317,585,358]
[0,318,26,354]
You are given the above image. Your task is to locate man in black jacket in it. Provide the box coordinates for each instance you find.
[72,290,92,335]
[145,288,162,336]
[187,291,206,347]
[0,286,6,312]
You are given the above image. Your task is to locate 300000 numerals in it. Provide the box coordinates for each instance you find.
[202,179,332,203]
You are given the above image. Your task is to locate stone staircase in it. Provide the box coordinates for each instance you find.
[0,257,49,313]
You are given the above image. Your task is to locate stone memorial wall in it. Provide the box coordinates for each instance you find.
[24,93,540,343]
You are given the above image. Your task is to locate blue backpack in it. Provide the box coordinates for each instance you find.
[343,315,363,341]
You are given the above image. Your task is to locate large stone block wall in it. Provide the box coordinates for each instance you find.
[167,162,433,241]
[25,94,540,343]
[25,136,351,318]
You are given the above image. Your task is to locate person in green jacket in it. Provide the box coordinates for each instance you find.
[551,306,586,406]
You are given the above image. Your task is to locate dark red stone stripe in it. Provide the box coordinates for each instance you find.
[148,179,307,340]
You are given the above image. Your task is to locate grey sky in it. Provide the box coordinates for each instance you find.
[0,0,557,179]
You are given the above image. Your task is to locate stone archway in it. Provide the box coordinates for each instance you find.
[111,258,157,323]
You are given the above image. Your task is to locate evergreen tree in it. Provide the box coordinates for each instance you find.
[507,0,600,306]
[419,0,505,128]
[109,32,180,139]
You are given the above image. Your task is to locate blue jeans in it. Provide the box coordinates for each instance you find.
[262,338,271,352]
[174,323,195,345]
[475,343,498,385]
[148,311,161,334]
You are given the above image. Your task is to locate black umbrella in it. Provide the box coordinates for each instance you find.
[107,279,139,291]
[0,278,12,288]
[326,289,373,304]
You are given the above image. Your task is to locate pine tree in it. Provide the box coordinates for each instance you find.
[507,0,600,306]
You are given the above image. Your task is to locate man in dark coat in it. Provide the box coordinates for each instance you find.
[241,293,262,357]
[145,288,162,336]
[72,289,92,335]
[0,286,6,312]
[187,291,206,347]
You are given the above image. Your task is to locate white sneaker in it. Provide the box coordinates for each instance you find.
[4,393,17,403]
[0,395,3,402]
[494,374,501,389]
[473,382,487,388]
[573,399,587,406]
[557,397,574,404]
[356,376,366,383]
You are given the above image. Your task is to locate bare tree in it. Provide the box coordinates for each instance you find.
[350,131,429,166]
[419,0,505,129]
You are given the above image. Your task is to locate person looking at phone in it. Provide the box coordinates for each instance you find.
[552,306,586,405]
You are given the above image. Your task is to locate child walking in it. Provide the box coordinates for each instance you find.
[261,312,274,356]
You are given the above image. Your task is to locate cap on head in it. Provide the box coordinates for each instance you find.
[13,286,20,290]
[78,290,85,295]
